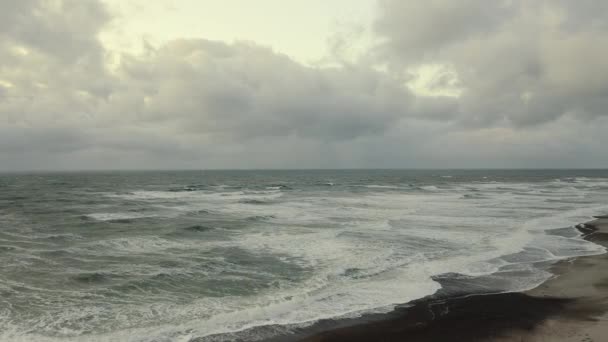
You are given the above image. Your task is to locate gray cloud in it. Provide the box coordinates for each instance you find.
[375,0,515,61]
[0,0,607,170]
[0,0,108,64]
[375,0,608,128]
[116,39,414,141]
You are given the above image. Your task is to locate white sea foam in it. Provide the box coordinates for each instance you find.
[4,175,608,342]
[359,184,408,189]
[72,236,211,256]
[86,212,160,221]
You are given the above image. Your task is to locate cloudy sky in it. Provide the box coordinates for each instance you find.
[1,0,607,170]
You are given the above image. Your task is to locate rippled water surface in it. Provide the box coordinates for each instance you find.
[1,169,607,341]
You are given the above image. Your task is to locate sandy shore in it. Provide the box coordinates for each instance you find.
[497,217,608,341]
[291,218,608,342]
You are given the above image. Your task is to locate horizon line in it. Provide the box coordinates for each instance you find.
[2,167,608,174]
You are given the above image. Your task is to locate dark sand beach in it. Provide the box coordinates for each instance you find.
[294,218,608,342]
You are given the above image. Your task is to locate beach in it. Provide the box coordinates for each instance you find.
[301,217,608,342]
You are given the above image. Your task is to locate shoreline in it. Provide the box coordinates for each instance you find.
[273,217,608,341]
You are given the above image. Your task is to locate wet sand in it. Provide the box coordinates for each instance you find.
[294,218,608,342]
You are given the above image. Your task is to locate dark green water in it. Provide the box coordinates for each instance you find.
[1,170,607,341]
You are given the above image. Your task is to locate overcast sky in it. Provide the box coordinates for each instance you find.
[1,0,607,170]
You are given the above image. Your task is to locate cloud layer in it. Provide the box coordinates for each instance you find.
[1,0,607,170]
[376,0,608,127]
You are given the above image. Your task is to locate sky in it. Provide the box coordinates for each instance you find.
[1,0,607,170]
[100,0,376,64]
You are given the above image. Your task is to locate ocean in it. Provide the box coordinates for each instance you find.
[1,169,607,341]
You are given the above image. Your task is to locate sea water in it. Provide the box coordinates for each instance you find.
[1,169,607,341]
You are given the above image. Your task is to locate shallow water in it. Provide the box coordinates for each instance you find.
[1,169,607,341]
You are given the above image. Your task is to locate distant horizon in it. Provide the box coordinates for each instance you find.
[3,167,608,174]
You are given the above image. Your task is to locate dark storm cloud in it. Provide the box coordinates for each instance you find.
[374,0,515,61]
[375,0,608,128]
[0,126,90,154]
[0,1,421,169]
[118,39,413,141]
[0,0,108,67]
[0,0,607,170]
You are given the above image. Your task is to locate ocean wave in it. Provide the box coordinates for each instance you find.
[71,272,113,284]
[182,224,215,232]
[238,198,273,205]
[3,172,608,341]
[85,212,161,222]
[73,236,199,255]
[356,184,410,190]
[266,184,292,190]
